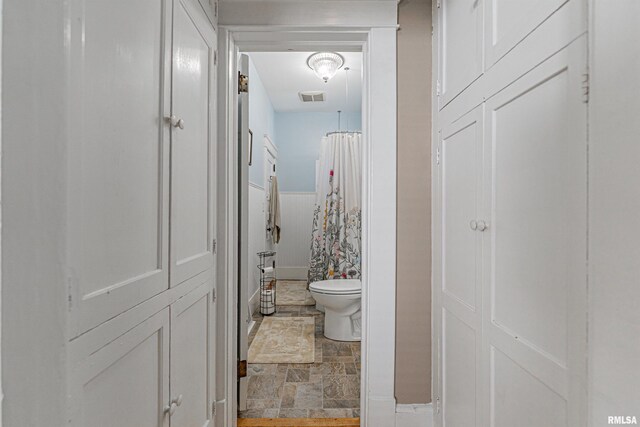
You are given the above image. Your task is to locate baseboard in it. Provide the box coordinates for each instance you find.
[395,403,433,427]
[249,288,260,318]
[277,266,308,281]
[366,397,396,427]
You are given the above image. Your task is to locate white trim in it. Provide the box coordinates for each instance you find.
[248,181,264,191]
[396,404,434,427]
[276,266,308,281]
[263,134,277,157]
[0,0,3,422]
[248,288,260,322]
[217,25,397,427]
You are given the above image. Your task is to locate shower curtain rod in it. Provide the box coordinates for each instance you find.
[326,130,362,136]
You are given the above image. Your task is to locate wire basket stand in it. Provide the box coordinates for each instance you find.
[257,251,277,315]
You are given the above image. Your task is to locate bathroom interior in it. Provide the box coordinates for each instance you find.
[238,51,363,420]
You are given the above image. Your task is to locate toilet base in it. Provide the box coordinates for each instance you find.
[324,307,361,342]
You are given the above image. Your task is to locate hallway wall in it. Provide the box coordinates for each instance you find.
[2,1,68,425]
[588,0,640,422]
[395,0,432,404]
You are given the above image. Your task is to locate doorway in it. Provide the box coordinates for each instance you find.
[216,25,398,427]
[236,50,363,421]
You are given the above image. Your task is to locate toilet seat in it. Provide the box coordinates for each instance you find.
[309,279,361,295]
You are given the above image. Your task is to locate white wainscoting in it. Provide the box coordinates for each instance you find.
[396,403,433,427]
[276,192,316,280]
[248,183,266,304]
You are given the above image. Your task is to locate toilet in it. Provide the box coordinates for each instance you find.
[309,279,361,342]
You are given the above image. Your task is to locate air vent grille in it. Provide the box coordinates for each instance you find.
[299,91,326,103]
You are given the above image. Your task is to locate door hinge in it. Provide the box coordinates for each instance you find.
[212,238,217,254]
[436,396,441,414]
[211,401,217,417]
[214,50,217,66]
[238,72,248,94]
[238,360,248,378]
[582,73,589,103]
[436,145,441,165]
[211,288,217,303]
[214,0,218,17]
[436,80,441,97]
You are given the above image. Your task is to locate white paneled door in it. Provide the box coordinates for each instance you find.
[484,0,567,68]
[171,0,217,287]
[435,36,587,427]
[67,0,172,337]
[482,38,587,427]
[170,279,216,427]
[69,309,170,427]
[438,0,484,108]
[439,107,483,427]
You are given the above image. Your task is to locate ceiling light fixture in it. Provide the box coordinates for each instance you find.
[307,52,344,83]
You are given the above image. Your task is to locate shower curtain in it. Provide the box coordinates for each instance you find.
[308,132,362,284]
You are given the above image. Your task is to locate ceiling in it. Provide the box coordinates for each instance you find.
[248,51,362,113]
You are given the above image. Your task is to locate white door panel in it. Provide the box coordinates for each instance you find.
[171,0,217,287]
[439,107,483,427]
[483,38,587,427]
[67,0,172,337]
[442,309,477,427]
[69,309,170,427]
[439,0,484,108]
[170,281,215,427]
[485,0,567,68]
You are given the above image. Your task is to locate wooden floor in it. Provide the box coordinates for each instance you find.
[237,418,360,427]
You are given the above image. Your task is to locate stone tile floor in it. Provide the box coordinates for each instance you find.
[239,304,361,419]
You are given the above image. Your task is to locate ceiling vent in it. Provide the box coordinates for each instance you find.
[299,91,326,103]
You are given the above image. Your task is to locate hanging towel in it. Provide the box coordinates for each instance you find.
[268,176,281,243]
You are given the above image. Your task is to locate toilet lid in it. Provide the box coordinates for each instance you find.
[309,279,361,295]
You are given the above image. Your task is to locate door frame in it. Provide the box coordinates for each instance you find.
[215,26,398,427]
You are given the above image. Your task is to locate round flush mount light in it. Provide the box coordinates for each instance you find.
[307,52,345,83]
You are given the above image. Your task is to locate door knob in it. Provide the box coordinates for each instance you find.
[164,402,177,416]
[168,115,185,129]
[477,220,488,231]
[172,394,184,407]
[469,220,478,231]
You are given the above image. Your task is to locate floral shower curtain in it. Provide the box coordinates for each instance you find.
[308,132,362,284]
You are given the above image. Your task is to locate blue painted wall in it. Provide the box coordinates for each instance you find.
[274,111,361,192]
[248,57,276,186]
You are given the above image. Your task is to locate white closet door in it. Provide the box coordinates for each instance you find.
[170,279,215,427]
[170,0,217,287]
[437,107,483,427]
[484,0,567,68]
[482,37,587,427]
[69,309,170,427]
[438,0,484,108]
[67,0,172,336]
